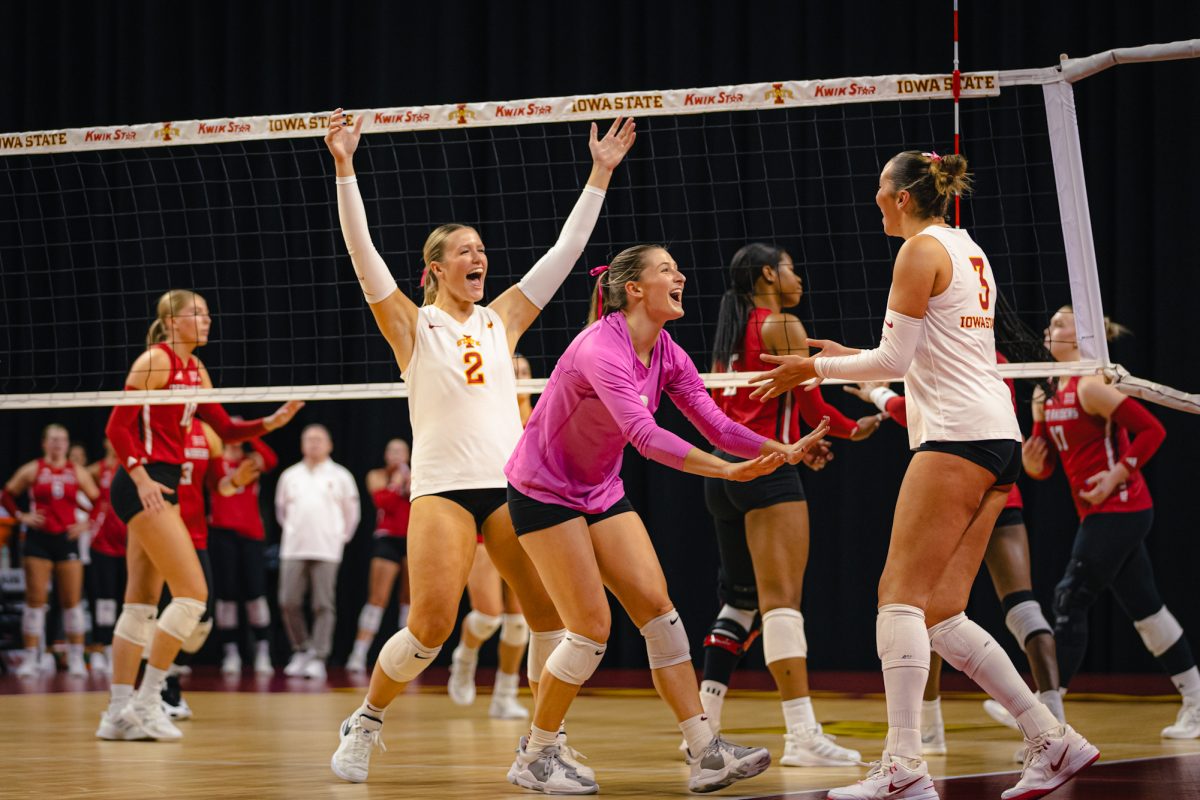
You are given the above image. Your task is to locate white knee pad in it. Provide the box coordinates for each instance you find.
[1005,600,1053,646]
[545,631,606,685]
[62,605,87,636]
[527,628,565,683]
[216,600,239,630]
[377,627,441,683]
[876,603,930,670]
[22,605,47,638]
[928,612,996,679]
[1134,606,1184,657]
[95,598,118,628]
[246,596,271,628]
[762,607,808,664]
[114,603,158,647]
[464,610,502,641]
[500,613,529,647]
[640,610,692,670]
[358,604,385,635]
[157,597,208,642]
[182,618,213,654]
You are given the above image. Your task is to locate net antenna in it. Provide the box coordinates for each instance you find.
[1,41,1198,411]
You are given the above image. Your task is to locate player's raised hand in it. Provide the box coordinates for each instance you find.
[325,108,365,163]
[589,116,637,172]
[265,400,305,431]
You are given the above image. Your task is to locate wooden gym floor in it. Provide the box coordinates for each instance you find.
[1,668,1197,799]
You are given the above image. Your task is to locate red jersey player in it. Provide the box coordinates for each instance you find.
[1024,307,1199,739]
[2,424,100,677]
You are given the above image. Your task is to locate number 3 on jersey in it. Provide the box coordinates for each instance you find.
[463,351,485,385]
[969,256,991,311]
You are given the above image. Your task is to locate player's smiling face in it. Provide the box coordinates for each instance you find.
[433,227,487,304]
[876,161,906,237]
[633,248,686,322]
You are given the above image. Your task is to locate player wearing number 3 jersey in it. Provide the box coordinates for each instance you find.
[749,150,1097,800]
[324,107,637,787]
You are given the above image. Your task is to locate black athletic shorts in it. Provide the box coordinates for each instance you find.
[22,529,80,563]
[994,507,1025,529]
[916,439,1020,486]
[704,448,806,517]
[110,463,181,523]
[507,484,635,536]
[372,535,407,564]
[208,528,268,602]
[424,488,508,530]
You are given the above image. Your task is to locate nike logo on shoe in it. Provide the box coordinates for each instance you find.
[1050,746,1068,772]
[888,775,923,793]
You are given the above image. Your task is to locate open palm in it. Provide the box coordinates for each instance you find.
[588,116,637,171]
[325,107,364,162]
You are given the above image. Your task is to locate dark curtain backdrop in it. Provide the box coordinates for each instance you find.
[2,1,1198,675]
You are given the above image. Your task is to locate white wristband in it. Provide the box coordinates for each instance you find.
[868,386,900,414]
[335,175,357,185]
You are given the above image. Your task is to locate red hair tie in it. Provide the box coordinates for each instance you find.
[590,265,608,319]
[419,265,430,287]
[924,150,942,162]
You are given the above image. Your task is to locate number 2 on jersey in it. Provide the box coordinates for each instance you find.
[969,256,991,311]
[463,351,485,385]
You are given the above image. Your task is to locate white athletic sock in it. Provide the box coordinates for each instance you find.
[103,645,113,663]
[782,696,817,732]
[109,683,133,712]
[350,638,370,661]
[1039,689,1066,723]
[527,724,559,755]
[255,640,270,658]
[878,604,929,761]
[921,697,943,731]
[223,642,239,659]
[1173,666,1200,706]
[398,603,410,629]
[357,699,387,723]
[135,664,169,704]
[699,680,727,732]
[454,642,479,660]
[680,714,716,756]
[68,643,84,660]
[495,670,519,696]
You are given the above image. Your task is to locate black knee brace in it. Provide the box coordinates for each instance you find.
[717,572,759,613]
[1052,560,1102,641]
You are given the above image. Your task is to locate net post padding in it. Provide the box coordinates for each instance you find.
[1061,39,1200,83]
[1042,79,1110,367]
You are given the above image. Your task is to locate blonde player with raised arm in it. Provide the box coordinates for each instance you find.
[324,108,636,786]
[749,151,1098,800]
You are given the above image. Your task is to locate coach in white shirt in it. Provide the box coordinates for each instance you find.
[275,424,360,680]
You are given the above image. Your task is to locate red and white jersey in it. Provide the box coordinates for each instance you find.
[178,419,213,550]
[1044,376,1152,519]
[27,459,80,534]
[135,343,204,465]
[207,456,267,541]
[902,226,1020,448]
[90,458,127,557]
[402,305,523,498]
[372,473,411,538]
[713,308,802,442]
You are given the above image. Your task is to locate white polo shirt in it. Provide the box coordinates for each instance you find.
[274,458,361,563]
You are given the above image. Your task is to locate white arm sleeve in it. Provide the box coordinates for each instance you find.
[814,310,924,381]
[335,175,399,304]
[516,185,606,309]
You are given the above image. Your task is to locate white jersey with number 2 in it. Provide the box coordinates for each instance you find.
[902,224,1021,449]
[402,304,524,498]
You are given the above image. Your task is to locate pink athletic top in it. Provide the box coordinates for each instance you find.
[505,313,768,514]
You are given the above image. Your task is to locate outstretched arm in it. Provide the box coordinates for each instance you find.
[490,117,637,349]
[326,108,421,371]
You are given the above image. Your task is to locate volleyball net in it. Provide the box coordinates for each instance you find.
[1,40,1197,410]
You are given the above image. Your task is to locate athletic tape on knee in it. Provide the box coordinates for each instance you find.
[1134,606,1185,657]
[762,607,808,664]
[114,603,158,647]
[246,596,270,628]
[876,604,929,670]
[527,628,565,683]
[216,600,238,630]
[358,604,384,635]
[62,605,87,636]
[928,612,997,679]
[545,630,606,685]
[463,610,502,641]
[377,627,441,683]
[22,605,47,638]
[182,618,213,654]
[640,610,692,669]
[500,613,529,647]
[95,598,118,628]
[157,597,208,642]
[1004,599,1053,646]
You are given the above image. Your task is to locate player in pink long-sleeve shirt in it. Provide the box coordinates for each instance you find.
[504,244,828,795]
